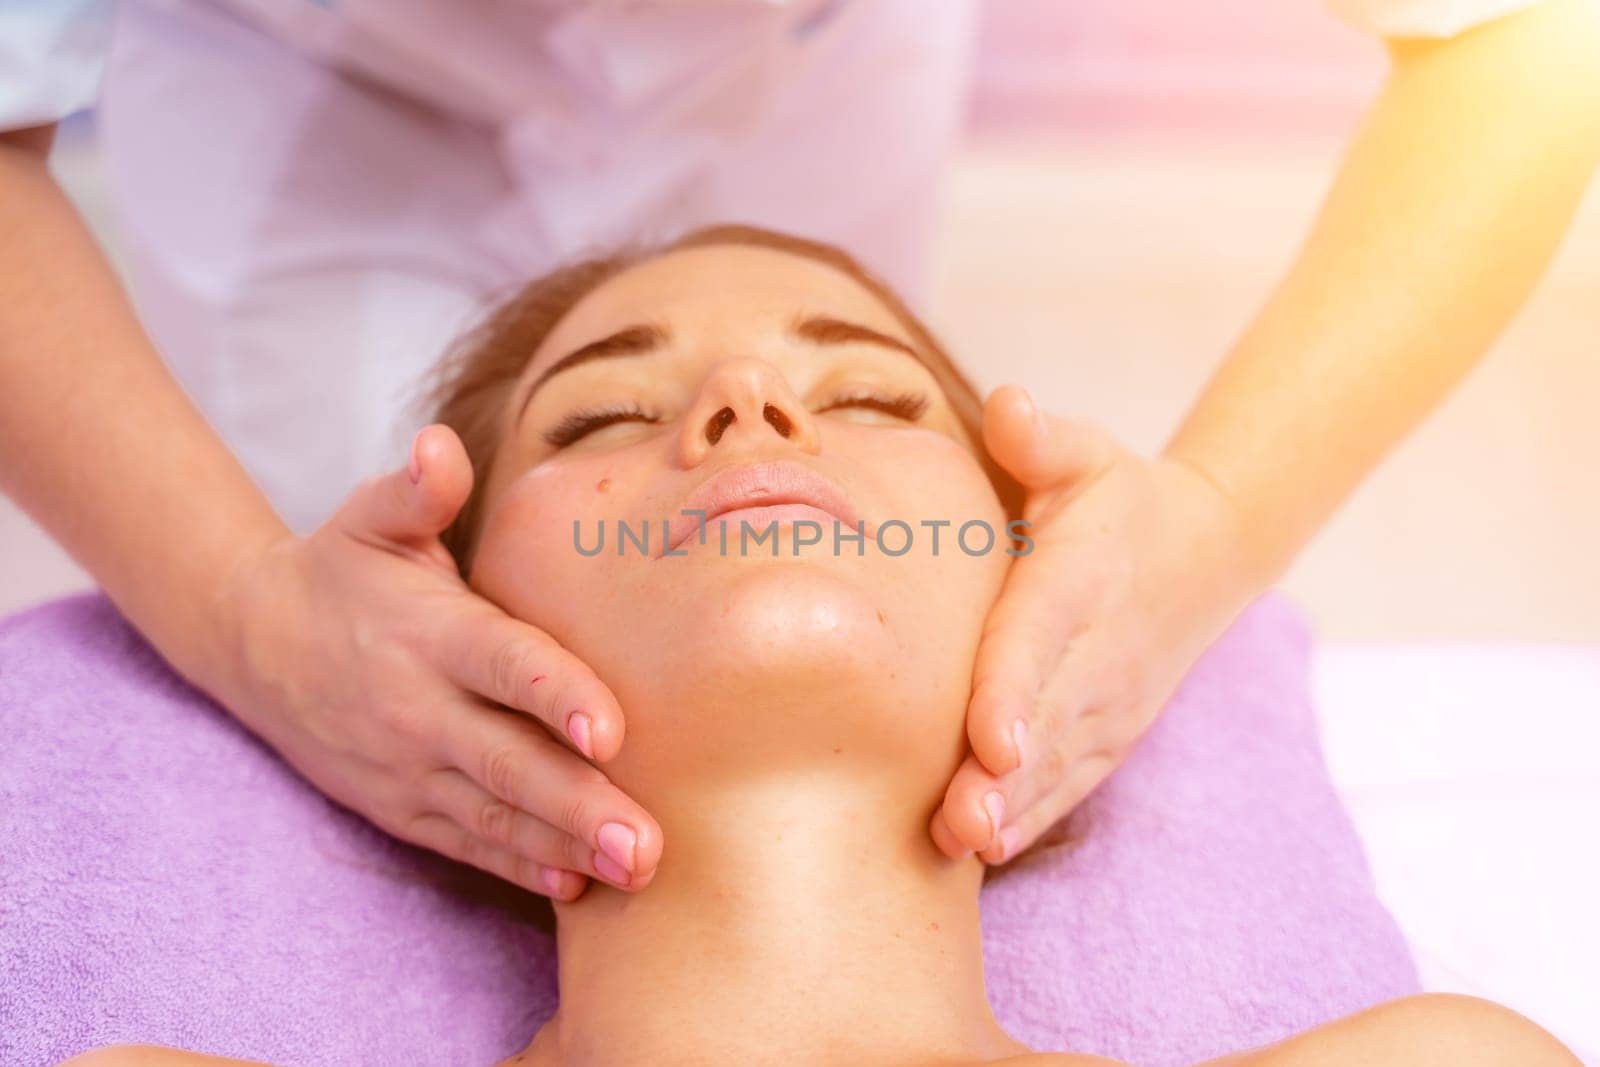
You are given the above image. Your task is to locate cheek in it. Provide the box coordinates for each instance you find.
[870,432,1013,661]
[863,429,1012,579]
[469,458,639,639]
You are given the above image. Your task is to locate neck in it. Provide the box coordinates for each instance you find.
[513,768,1021,1067]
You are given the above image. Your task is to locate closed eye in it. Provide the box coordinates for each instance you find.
[544,390,928,448]
[816,390,929,421]
[543,404,661,447]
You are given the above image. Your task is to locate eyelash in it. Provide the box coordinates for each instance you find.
[542,390,929,448]
[543,403,660,447]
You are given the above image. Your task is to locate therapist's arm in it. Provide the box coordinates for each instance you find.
[940,0,1600,860]
[0,125,660,899]
[1164,0,1600,584]
[0,124,285,693]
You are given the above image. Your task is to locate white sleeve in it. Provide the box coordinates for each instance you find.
[1327,0,1547,37]
[0,0,115,130]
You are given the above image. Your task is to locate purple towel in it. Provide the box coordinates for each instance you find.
[0,592,1416,1066]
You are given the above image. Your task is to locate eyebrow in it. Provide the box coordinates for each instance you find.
[789,314,922,363]
[515,323,668,424]
[513,314,925,425]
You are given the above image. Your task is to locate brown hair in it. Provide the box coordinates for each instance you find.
[418,224,1031,927]
[421,223,1023,575]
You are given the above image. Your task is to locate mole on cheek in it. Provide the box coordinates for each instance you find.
[596,477,611,493]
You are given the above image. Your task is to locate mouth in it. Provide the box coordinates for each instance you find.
[663,461,870,555]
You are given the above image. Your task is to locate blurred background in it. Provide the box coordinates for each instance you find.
[2,1,1596,1057]
[3,0,1597,638]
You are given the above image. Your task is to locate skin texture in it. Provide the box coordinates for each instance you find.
[942,0,1600,864]
[471,243,1020,1063]
[0,128,642,901]
[10,2,1597,1064]
[58,248,1582,1066]
[1,0,1594,919]
[57,993,1589,1067]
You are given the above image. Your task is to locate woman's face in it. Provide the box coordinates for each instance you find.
[470,244,1010,797]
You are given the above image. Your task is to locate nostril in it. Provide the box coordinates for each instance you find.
[763,403,793,438]
[705,406,736,445]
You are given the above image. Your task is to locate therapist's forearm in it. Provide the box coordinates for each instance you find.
[1164,0,1600,588]
[0,127,289,689]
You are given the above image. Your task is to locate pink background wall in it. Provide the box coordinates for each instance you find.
[971,2,1387,137]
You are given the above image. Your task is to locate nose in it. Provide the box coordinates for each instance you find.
[676,356,822,467]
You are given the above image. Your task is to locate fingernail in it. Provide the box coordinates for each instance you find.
[594,850,631,887]
[407,432,423,484]
[540,865,565,898]
[597,821,637,874]
[983,791,1006,841]
[1011,718,1028,767]
[997,825,1022,862]
[567,711,594,759]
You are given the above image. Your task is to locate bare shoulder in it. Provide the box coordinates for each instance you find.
[59,1045,273,1067]
[1196,994,1582,1066]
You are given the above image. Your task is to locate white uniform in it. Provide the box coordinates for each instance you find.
[0,0,1542,531]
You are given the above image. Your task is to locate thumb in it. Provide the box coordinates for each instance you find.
[983,385,1115,491]
[337,423,475,547]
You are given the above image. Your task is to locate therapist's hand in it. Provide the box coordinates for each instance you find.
[213,425,661,901]
[929,387,1261,863]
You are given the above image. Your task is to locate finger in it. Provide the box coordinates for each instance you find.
[966,638,1044,779]
[968,551,1124,779]
[442,702,663,890]
[424,767,608,885]
[938,752,1010,854]
[928,806,972,860]
[406,811,589,902]
[982,385,1116,492]
[998,679,1099,818]
[336,423,474,548]
[439,607,625,763]
[966,576,1078,777]
[977,748,1118,865]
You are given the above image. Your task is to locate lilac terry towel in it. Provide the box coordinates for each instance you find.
[0,592,1417,1066]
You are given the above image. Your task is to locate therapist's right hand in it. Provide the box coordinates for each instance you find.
[212,424,661,902]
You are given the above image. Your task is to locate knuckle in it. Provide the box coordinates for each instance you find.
[387,700,434,746]
[475,797,517,846]
[488,637,531,702]
[561,832,592,871]
[397,808,442,846]
[557,793,593,838]
[453,826,489,869]
[382,785,428,827]
[480,745,526,803]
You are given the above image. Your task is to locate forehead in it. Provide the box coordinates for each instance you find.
[522,243,912,379]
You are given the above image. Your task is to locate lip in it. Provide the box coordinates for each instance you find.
[662,461,869,554]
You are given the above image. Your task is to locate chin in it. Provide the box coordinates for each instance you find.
[596,561,938,778]
[675,561,894,688]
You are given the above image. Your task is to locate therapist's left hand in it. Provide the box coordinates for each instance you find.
[929,386,1263,864]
